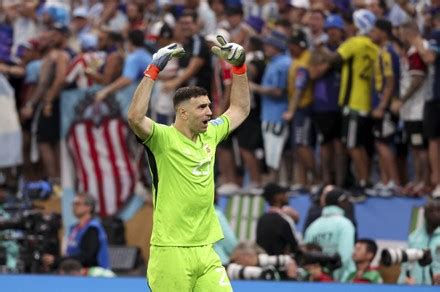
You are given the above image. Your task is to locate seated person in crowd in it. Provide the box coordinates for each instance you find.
[301,243,334,282]
[304,188,356,282]
[347,238,383,283]
[43,192,110,270]
[256,183,299,255]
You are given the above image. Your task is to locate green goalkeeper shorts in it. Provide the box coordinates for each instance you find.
[147,244,232,292]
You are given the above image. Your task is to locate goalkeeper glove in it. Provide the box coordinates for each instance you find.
[144,43,185,80]
[211,35,246,73]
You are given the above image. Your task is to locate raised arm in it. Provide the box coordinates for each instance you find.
[127,43,185,141]
[212,36,250,131]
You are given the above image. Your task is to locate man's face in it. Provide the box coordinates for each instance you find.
[179,96,212,134]
[97,31,108,50]
[352,242,372,263]
[72,197,90,218]
[327,27,343,44]
[178,16,196,38]
[308,11,325,33]
[369,27,384,45]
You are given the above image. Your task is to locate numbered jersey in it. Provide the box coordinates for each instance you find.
[142,115,230,246]
[337,35,379,113]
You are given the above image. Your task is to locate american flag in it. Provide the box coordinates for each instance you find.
[61,87,141,218]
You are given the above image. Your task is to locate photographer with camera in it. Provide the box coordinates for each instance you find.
[42,192,110,271]
[226,241,298,281]
[347,238,383,283]
[304,188,356,282]
[299,244,335,282]
[396,199,440,285]
[0,185,19,272]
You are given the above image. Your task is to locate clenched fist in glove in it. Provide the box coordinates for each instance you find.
[211,35,246,70]
[144,43,185,80]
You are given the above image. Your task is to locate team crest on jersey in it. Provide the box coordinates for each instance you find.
[210,117,224,126]
[204,144,211,154]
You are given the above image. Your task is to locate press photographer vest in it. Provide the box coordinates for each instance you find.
[66,218,110,269]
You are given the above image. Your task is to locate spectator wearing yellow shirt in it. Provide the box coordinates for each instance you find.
[283,29,317,190]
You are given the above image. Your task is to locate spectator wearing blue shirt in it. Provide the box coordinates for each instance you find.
[96,30,152,101]
[249,31,291,182]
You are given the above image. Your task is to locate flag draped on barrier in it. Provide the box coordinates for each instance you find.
[60,85,141,221]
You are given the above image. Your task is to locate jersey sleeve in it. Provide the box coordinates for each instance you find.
[382,51,393,78]
[337,38,358,61]
[208,115,231,145]
[141,122,170,154]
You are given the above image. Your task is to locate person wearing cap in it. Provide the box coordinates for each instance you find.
[304,188,356,282]
[285,29,317,191]
[309,14,346,187]
[366,18,401,197]
[250,31,291,182]
[256,183,299,255]
[309,9,379,192]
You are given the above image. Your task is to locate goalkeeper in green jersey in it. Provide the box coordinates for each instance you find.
[127,35,250,291]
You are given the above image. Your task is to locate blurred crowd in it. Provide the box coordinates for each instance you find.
[0,0,440,285]
[1,0,440,198]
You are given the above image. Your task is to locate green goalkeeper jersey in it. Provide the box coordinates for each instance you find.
[142,115,230,246]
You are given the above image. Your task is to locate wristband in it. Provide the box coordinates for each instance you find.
[231,64,247,75]
[144,64,160,80]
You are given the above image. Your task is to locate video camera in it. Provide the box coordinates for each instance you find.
[380,248,432,267]
[0,205,61,273]
[294,250,342,271]
[227,251,342,281]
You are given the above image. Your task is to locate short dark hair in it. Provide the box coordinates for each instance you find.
[357,238,378,259]
[179,9,198,22]
[173,86,208,108]
[128,30,145,47]
[58,258,83,275]
[401,21,419,33]
[76,192,96,214]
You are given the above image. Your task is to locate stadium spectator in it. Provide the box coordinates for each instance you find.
[250,30,291,183]
[284,29,317,190]
[256,183,299,255]
[301,243,334,282]
[236,35,266,194]
[42,192,110,270]
[392,21,431,196]
[95,29,152,101]
[304,188,356,282]
[414,11,440,198]
[163,10,212,96]
[310,9,379,192]
[367,18,401,196]
[21,24,70,187]
[347,238,383,283]
[309,14,346,187]
[398,199,440,285]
